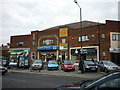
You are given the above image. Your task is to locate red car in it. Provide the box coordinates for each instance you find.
[61,60,75,71]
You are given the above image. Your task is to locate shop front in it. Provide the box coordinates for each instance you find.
[8,48,30,67]
[70,47,98,63]
[37,46,59,62]
[110,48,120,65]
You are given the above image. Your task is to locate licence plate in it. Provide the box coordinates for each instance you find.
[91,68,95,70]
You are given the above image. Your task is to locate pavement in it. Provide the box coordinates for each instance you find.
[8,67,105,80]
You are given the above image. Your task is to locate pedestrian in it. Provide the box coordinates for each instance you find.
[92,58,94,62]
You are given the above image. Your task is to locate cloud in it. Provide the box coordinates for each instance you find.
[0,0,119,45]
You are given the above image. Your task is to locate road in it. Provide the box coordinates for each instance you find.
[2,72,82,89]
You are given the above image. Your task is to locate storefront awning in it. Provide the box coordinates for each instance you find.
[110,48,120,53]
[8,48,30,53]
[37,46,59,50]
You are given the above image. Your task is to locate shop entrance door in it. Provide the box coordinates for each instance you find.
[111,53,120,65]
[62,51,66,61]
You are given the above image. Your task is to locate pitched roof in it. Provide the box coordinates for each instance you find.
[44,20,104,30]
[62,20,104,29]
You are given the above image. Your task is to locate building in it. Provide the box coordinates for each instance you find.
[9,34,31,67]
[0,44,10,66]
[9,20,120,65]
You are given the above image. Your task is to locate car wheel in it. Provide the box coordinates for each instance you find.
[104,68,108,73]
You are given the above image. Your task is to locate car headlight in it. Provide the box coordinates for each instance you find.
[48,65,51,67]
[85,65,89,68]
[72,65,75,68]
[106,66,113,70]
[64,65,68,67]
[96,66,98,68]
[5,67,7,70]
[118,67,120,69]
[39,64,42,67]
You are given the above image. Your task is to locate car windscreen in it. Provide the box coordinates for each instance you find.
[84,61,94,65]
[103,61,117,66]
[48,61,57,64]
[34,60,42,64]
[64,61,74,65]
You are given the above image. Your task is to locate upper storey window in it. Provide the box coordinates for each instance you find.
[17,42,24,46]
[112,34,120,41]
[102,34,106,38]
[43,39,54,45]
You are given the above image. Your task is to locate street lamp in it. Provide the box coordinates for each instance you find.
[74,0,84,73]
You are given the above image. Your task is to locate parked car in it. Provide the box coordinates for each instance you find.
[98,60,120,73]
[31,59,43,71]
[58,70,120,90]
[61,60,75,71]
[24,59,30,69]
[8,60,17,68]
[2,59,8,67]
[83,60,98,72]
[0,62,8,75]
[47,60,59,70]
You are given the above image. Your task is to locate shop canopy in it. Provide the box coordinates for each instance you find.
[8,48,30,53]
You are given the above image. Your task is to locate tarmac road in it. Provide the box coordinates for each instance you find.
[2,72,82,89]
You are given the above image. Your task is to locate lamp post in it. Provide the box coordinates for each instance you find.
[74,0,84,73]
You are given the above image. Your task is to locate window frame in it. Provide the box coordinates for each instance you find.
[112,34,120,41]
[102,34,106,39]
[17,42,24,46]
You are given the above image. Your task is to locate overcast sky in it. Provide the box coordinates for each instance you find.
[0,0,119,45]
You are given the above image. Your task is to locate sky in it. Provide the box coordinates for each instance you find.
[0,0,119,45]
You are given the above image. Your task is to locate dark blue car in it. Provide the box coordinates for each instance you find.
[58,70,120,90]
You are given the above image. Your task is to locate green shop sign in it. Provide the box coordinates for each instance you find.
[8,48,30,53]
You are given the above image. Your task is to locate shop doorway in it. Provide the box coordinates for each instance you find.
[61,51,66,61]
[111,53,120,65]
[41,54,56,62]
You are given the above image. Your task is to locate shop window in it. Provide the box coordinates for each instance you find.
[17,42,24,46]
[43,39,54,45]
[112,34,120,41]
[102,34,106,38]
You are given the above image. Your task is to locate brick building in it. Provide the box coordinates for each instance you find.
[9,20,120,65]
[0,44,10,66]
[9,34,31,67]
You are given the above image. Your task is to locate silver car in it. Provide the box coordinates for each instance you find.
[98,60,120,73]
[31,60,43,71]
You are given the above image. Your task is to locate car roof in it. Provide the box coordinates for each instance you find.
[49,60,55,61]
[84,60,93,61]
[100,60,110,61]
[34,59,42,60]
